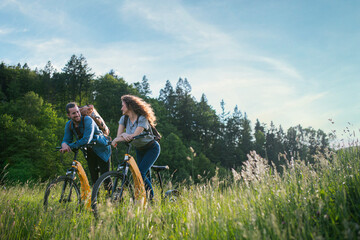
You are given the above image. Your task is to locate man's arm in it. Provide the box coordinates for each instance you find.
[60,121,73,153]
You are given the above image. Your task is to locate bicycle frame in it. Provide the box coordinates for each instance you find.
[115,143,147,205]
[114,136,173,203]
[90,133,179,218]
[63,148,92,208]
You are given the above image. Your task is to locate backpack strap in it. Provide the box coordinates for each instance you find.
[123,115,140,127]
[124,115,129,127]
[69,116,84,139]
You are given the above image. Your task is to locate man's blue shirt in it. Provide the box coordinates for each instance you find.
[62,116,111,162]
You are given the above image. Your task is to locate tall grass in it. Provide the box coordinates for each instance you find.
[1,146,360,239]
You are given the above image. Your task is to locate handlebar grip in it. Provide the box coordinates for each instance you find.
[55,142,95,152]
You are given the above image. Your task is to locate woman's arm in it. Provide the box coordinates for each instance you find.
[119,126,144,142]
[111,124,126,147]
[124,115,146,139]
[129,126,144,138]
[112,125,145,147]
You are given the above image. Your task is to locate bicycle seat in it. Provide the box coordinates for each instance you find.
[152,165,169,171]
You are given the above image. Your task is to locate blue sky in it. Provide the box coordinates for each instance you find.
[1,0,359,144]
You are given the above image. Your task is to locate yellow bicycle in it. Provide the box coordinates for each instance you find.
[91,133,179,218]
[43,144,93,211]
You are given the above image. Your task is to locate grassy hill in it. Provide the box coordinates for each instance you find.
[1,147,359,239]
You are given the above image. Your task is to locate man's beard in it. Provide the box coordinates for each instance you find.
[72,116,81,124]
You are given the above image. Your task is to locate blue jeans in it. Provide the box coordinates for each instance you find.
[135,141,160,199]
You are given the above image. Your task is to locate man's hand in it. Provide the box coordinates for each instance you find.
[60,142,71,153]
[111,137,120,148]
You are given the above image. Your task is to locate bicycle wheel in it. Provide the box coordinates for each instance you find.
[91,171,135,218]
[164,189,180,202]
[43,176,81,211]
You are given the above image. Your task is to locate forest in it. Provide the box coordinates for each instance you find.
[0,54,331,184]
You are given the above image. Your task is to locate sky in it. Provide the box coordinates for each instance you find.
[1,0,359,144]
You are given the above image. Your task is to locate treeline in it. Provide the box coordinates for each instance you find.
[0,55,330,184]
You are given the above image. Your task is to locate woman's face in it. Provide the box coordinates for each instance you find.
[121,101,129,115]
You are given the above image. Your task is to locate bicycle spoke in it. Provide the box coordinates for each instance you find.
[44,176,81,211]
[91,171,135,218]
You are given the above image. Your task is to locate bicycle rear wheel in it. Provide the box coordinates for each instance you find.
[43,176,81,211]
[91,171,135,218]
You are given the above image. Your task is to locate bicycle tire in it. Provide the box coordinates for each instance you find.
[43,176,81,211]
[91,171,135,218]
[164,189,180,202]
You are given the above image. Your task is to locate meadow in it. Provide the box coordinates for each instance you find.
[1,146,359,240]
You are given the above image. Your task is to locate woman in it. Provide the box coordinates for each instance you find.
[112,94,160,201]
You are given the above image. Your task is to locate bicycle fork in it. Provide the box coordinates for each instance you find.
[108,163,129,201]
[124,154,147,205]
[59,178,73,203]
[69,160,91,209]
[58,166,77,204]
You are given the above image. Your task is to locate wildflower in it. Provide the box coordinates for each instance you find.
[189,147,194,153]
[241,151,270,186]
[231,168,241,182]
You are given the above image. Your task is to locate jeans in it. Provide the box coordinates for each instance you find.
[86,148,110,186]
[135,141,160,199]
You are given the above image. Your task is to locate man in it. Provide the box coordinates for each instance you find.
[60,102,111,185]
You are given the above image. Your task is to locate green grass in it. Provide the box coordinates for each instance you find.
[1,147,360,239]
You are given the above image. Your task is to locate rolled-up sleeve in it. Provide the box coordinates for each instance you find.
[62,121,74,145]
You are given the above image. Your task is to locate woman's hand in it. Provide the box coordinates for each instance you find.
[111,133,134,147]
[121,133,133,142]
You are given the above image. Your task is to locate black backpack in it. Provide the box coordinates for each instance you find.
[124,115,161,142]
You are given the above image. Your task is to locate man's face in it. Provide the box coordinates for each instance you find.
[67,106,81,123]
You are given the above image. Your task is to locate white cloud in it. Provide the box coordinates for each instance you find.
[1,37,79,71]
[1,0,78,33]
[0,27,28,35]
[1,0,354,135]
[120,0,233,48]
[0,27,13,35]
[255,56,302,80]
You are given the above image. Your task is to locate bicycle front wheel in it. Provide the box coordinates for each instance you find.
[91,171,135,218]
[43,176,81,211]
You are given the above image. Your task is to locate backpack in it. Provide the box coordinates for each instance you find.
[70,104,110,136]
[124,115,161,142]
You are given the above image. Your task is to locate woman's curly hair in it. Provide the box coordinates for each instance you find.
[121,94,157,126]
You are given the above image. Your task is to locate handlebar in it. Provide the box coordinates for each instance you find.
[56,132,149,151]
[113,132,150,148]
[132,132,150,140]
[55,141,105,152]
